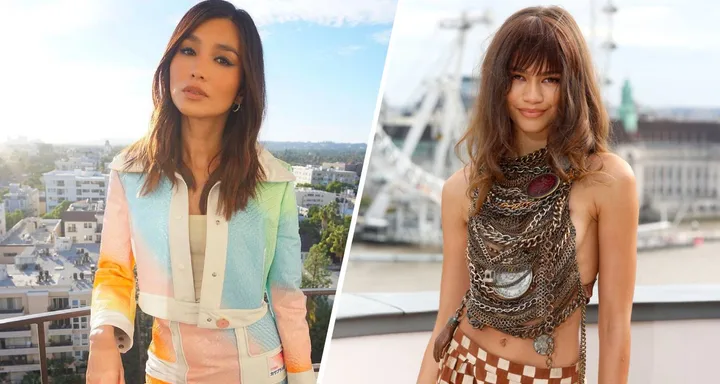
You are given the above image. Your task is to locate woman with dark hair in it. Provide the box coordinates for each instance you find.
[86,1,314,383]
[417,6,637,384]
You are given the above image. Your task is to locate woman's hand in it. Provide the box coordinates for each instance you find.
[86,325,125,384]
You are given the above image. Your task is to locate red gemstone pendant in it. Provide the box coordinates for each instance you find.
[526,173,560,198]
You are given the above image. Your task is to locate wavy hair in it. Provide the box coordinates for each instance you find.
[122,0,266,220]
[457,6,609,213]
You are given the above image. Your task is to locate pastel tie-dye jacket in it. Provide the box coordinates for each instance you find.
[90,149,314,384]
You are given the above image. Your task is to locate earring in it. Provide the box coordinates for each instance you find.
[232,103,241,113]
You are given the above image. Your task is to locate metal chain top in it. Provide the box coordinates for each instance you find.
[464,147,587,381]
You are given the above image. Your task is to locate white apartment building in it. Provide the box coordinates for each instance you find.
[291,165,359,186]
[3,185,40,217]
[0,223,94,383]
[295,188,338,209]
[42,170,109,212]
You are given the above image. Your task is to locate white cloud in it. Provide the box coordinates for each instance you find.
[372,29,393,44]
[229,0,397,26]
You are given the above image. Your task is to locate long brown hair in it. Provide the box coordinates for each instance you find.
[457,6,609,213]
[122,0,266,220]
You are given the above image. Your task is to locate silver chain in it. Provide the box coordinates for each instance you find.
[464,148,587,383]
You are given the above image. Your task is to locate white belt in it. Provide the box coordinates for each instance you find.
[138,292,268,329]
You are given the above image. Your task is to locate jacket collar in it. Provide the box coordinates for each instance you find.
[108,146,295,183]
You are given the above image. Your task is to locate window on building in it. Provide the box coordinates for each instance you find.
[51,298,69,309]
[56,181,65,187]
[67,224,76,232]
[0,298,23,311]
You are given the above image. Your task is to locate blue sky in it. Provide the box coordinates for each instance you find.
[0,0,396,145]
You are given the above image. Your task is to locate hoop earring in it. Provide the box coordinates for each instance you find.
[232,103,241,113]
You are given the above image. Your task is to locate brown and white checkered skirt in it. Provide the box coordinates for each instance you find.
[437,327,580,384]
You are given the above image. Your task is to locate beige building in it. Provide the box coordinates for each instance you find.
[0,220,93,383]
[61,201,104,245]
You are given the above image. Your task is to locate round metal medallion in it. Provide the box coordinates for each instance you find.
[492,269,533,299]
[526,173,560,199]
[533,334,554,356]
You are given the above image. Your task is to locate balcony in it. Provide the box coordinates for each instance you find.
[0,358,41,373]
[47,304,70,312]
[0,344,39,357]
[0,324,32,339]
[0,308,24,315]
[0,288,335,384]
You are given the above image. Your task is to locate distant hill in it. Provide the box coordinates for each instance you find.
[260,141,367,152]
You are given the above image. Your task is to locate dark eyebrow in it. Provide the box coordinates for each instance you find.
[185,34,241,58]
[510,67,561,76]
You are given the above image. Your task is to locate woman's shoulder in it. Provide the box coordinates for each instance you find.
[442,165,473,218]
[586,151,635,184]
[259,148,295,183]
[444,165,472,195]
[108,151,144,173]
[583,151,637,210]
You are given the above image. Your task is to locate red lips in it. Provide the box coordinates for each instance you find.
[182,85,208,97]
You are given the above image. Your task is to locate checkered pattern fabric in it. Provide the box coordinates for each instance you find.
[437,327,579,384]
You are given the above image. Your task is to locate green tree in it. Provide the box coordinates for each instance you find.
[43,200,72,219]
[5,210,25,231]
[301,243,332,289]
[298,219,321,247]
[315,202,340,232]
[325,181,343,193]
[324,221,349,262]
[307,295,332,363]
[300,242,333,364]
[20,372,41,384]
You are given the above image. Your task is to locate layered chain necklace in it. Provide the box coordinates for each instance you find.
[464,147,587,382]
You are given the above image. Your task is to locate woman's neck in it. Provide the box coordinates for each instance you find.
[513,128,548,157]
[180,116,224,175]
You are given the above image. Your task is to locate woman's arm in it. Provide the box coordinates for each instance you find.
[89,169,137,352]
[595,153,638,384]
[266,180,314,384]
[417,167,472,383]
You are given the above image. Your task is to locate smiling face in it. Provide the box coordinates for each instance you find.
[169,18,243,119]
[506,65,561,138]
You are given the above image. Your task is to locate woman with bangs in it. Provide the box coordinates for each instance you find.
[418,6,637,384]
[86,1,314,383]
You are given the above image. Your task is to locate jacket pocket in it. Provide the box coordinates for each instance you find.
[245,311,282,356]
